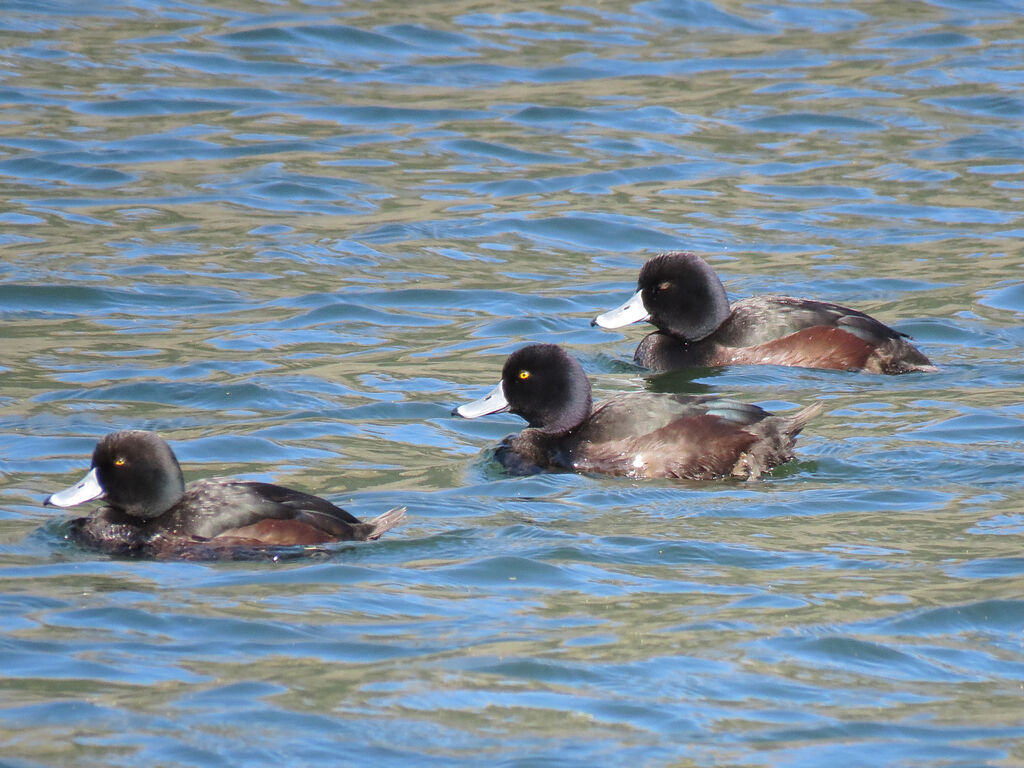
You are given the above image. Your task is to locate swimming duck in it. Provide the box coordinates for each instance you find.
[593,251,935,374]
[45,430,405,556]
[454,343,821,480]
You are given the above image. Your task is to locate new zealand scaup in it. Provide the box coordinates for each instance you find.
[454,344,822,480]
[593,252,935,374]
[45,430,405,557]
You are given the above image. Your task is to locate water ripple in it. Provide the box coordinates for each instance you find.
[1,1,1023,766]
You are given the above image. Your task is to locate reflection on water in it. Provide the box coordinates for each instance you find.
[2,0,1024,765]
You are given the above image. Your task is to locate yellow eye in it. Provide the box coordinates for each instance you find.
[658,280,672,291]
[518,370,530,380]
[114,457,126,467]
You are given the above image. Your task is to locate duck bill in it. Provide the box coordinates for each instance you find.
[455,381,510,419]
[45,467,105,508]
[592,289,650,328]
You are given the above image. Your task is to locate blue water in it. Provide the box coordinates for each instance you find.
[2,1,1024,765]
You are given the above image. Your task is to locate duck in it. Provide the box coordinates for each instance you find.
[44,430,405,557]
[453,343,821,480]
[592,251,935,374]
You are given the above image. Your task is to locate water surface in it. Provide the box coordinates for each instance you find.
[2,1,1023,766]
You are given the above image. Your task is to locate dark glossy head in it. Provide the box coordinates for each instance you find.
[637,252,731,341]
[47,430,186,519]
[456,344,593,435]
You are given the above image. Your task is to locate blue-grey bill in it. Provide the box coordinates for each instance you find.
[455,381,510,419]
[592,289,650,329]
[45,467,104,507]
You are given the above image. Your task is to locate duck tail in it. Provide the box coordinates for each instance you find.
[736,401,825,481]
[366,506,407,540]
[786,400,825,436]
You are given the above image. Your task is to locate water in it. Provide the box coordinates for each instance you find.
[2,0,1023,765]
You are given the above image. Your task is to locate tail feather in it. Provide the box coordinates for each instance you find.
[786,400,825,435]
[366,506,406,540]
[735,401,825,481]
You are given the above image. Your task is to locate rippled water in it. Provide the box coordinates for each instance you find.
[2,0,1024,765]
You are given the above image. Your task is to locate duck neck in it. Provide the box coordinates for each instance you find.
[530,389,592,436]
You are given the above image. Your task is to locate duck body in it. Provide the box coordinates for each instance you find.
[634,295,936,374]
[455,344,820,480]
[498,391,821,480]
[595,252,935,375]
[47,430,404,557]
